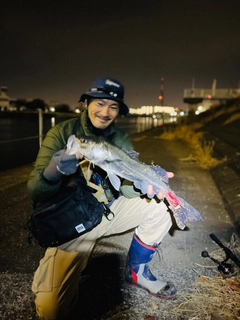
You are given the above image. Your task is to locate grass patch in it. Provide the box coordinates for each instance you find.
[159,124,226,169]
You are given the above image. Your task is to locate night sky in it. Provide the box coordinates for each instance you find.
[1,0,240,111]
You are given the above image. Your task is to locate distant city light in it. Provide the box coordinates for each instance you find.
[129,105,175,115]
[50,107,55,112]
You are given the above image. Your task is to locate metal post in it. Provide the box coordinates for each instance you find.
[212,79,217,97]
[160,77,164,124]
[160,77,164,106]
[38,109,43,148]
[191,78,195,97]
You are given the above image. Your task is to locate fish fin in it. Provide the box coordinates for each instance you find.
[133,180,148,194]
[66,135,78,155]
[166,192,203,230]
[123,149,141,162]
[108,174,121,191]
[149,164,169,184]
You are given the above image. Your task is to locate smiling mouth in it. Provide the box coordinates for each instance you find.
[98,117,111,122]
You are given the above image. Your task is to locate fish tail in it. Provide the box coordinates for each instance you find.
[165,192,203,230]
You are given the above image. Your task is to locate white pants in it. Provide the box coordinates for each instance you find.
[32,196,172,320]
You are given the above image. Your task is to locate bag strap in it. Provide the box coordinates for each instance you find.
[79,160,109,204]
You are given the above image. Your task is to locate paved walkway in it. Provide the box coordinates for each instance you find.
[0,123,239,319]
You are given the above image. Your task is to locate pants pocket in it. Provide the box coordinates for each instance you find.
[32,248,57,293]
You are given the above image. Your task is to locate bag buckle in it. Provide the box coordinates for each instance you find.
[102,203,115,221]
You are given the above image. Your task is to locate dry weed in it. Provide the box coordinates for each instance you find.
[172,234,240,320]
[195,140,226,169]
[223,113,240,126]
[159,124,225,169]
[204,105,239,124]
[172,274,240,320]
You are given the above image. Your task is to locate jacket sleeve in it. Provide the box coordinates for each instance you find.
[27,125,69,203]
[120,180,141,198]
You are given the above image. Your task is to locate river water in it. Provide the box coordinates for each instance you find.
[0,113,164,171]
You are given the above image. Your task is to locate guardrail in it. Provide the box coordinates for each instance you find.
[0,110,164,152]
[0,110,79,148]
[0,110,44,147]
[0,135,40,144]
[0,111,164,171]
[0,110,80,171]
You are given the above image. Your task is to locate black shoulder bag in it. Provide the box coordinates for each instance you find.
[27,176,109,248]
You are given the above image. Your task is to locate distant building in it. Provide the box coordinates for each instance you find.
[0,86,49,112]
[183,79,240,114]
[0,86,20,111]
[0,86,10,111]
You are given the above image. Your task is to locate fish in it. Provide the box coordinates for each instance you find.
[66,135,203,230]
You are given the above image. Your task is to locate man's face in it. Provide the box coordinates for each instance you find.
[87,99,120,129]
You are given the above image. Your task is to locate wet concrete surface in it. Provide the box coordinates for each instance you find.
[0,114,240,319]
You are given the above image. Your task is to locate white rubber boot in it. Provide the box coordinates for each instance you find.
[125,234,176,299]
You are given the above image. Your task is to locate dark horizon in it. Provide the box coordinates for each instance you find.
[1,0,240,111]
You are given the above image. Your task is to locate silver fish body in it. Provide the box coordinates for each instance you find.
[67,135,203,229]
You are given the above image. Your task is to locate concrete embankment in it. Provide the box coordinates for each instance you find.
[197,101,240,233]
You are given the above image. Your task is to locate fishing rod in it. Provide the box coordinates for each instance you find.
[210,233,240,267]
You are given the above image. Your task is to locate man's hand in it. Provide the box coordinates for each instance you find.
[166,172,174,179]
[53,150,81,174]
[43,149,83,182]
[134,171,174,199]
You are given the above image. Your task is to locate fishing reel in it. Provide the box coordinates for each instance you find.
[201,233,240,276]
[201,250,234,275]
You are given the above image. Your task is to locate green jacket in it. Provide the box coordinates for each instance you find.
[27,110,133,203]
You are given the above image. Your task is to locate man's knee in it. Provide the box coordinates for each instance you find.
[137,201,172,245]
[34,288,77,320]
[147,200,172,224]
[35,290,60,320]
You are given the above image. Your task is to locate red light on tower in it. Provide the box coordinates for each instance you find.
[160,78,164,106]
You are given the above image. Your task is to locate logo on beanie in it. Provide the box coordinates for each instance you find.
[105,79,120,88]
